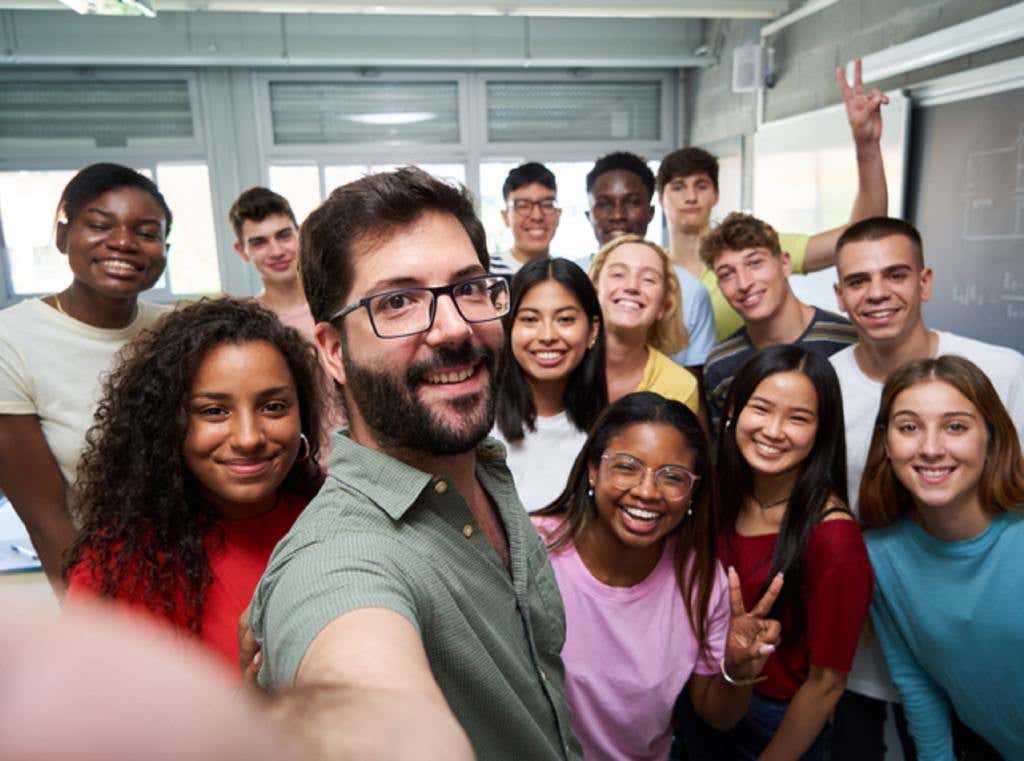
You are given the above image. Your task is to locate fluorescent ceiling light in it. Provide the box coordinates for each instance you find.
[348,112,435,125]
[58,0,156,15]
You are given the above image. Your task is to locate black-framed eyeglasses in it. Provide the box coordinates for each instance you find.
[509,198,560,216]
[329,274,511,339]
[599,453,699,502]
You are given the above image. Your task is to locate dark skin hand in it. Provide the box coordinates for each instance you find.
[0,414,76,593]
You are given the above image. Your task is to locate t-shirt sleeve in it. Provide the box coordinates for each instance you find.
[251,533,420,692]
[694,562,731,675]
[804,520,873,673]
[779,232,810,275]
[870,584,955,759]
[672,279,716,367]
[0,330,36,414]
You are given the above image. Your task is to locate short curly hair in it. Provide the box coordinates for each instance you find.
[64,298,326,633]
[699,212,781,268]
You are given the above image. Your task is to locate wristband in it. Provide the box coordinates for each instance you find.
[720,659,767,687]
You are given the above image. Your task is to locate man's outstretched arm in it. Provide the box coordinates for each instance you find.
[268,608,475,761]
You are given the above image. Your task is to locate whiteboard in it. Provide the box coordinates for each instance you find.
[752,92,910,312]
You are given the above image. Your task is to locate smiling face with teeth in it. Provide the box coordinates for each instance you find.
[713,246,793,326]
[587,421,697,555]
[735,370,820,487]
[58,186,168,304]
[885,379,988,519]
[321,211,502,456]
[596,242,668,340]
[834,234,933,347]
[511,278,598,393]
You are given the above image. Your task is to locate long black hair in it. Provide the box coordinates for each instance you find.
[64,298,326,633]
[716,345,847,633]
[495,257,608,441]
[537,391,719,659]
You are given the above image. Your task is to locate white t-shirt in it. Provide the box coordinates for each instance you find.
[0,298,169,488]
[831,330,1024,701]
[491,410,587,513]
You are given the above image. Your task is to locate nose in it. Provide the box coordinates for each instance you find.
[866,274,887,302]
[538,319,557,344]
[920,425,945,458]
[106,224,138,252]
[527,202,545,220]
[763,413,785,439]
[426,292,473,346]
[231,410,265,452]
[632,467,660,500]
[735,266,752,292]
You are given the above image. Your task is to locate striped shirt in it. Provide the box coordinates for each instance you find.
[703,307,857,430]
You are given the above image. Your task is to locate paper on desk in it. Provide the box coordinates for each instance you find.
[0,495,42,573]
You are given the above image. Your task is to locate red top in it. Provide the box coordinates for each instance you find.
[720,519,873,700]
[67,491,307,675]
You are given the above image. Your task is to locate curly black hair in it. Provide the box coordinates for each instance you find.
[64,298,326,634]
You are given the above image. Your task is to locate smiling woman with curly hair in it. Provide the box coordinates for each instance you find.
[64,298,326,671]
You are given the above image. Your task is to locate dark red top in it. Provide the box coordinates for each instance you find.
[720,519,873,700]
[67,491,307,675]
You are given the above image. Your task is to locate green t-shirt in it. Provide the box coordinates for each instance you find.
[251,432,581,761]
[700,232,810,341]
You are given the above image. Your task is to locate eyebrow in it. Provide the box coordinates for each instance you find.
[842,264,912,282]
[190,386,293,401]
[517,305,582,314]
[892,409,976,419]
[84,207,164,226]
[363,264,486,296]
[750,394,817,416]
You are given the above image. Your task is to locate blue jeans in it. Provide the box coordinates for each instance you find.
[672,689,830,761]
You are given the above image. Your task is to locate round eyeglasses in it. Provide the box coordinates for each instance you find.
[329,274,511,339]
[509,198,560,217]
[599,453,699,502]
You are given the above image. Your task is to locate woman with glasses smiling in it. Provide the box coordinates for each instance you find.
[533,392,782,760]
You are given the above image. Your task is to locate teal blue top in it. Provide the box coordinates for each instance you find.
[865,512,1024,761]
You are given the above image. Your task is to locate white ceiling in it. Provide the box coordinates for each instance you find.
[0,0,791,19]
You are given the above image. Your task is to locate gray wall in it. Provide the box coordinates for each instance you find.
[686,0,1024,204]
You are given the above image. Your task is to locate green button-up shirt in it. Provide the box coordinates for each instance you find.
[251,432,581,761]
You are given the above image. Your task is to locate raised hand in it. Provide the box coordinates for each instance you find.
[836,57,888,147]
[723,566,783,683]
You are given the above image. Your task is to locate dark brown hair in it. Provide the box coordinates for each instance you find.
[860,355,1024,528]
[656,147,719,194]
[700,212,781,267]
[228,186,298,242]
[835,216,924,268]
[300,166,488,323]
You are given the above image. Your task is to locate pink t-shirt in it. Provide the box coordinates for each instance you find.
[533,516,731,761]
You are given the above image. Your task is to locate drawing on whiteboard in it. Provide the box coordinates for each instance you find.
[962,124,1024,241]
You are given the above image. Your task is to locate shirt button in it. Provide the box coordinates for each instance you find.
[462,524,474,538]
[434,480,448,494]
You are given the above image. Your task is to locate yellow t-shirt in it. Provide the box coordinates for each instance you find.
[701,232,810,341]
[635,348,700,413]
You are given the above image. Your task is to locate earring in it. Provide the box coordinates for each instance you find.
[587,486,594,499]
[296,432,311,463]
[724,418,733,429]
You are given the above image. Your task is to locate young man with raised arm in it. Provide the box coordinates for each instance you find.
[660,59,890,342]
[229,187,315,340]
[249,168,581,761]
[489,161,562,275]
[700,213,856,431]
[829,215,1024,760]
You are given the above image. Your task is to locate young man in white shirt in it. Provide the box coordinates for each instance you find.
[489,162,561,275]
[229,187,315,340]
[829,215,1024,759]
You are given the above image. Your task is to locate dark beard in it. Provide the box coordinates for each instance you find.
[342,338,498,456]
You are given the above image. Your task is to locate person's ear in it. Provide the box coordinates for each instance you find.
[233,241,251,263]
[587,316,599,349]
[55,221,69,255]
[500,208,511,229]
[780,251,792,278]
[920,266,934,303]
[314,321,346,388]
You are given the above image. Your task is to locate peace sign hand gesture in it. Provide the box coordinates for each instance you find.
[722,567,783,684]
[836,57,889,148]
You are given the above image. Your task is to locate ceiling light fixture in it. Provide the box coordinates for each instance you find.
[58,0,156,17]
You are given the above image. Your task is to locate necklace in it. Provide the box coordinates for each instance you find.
[52,292,67,315]
[752,493,790,511]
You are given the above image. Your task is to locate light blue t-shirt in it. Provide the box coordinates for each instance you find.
[865,512,1024,761]
[574,255,715,367]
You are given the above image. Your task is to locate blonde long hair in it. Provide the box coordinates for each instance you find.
[589,234,689,355]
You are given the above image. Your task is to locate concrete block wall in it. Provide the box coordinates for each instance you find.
[687,0,1024,150]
